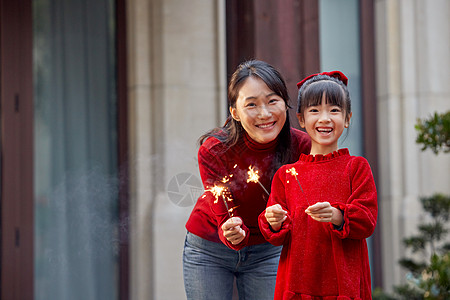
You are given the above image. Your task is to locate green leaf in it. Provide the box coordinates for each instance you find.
[421,194,450,220]
[403,236,426,252]
[415,111,450,154]
[399,258,428,274]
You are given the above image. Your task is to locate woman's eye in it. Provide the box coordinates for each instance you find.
[269,98,280,104]
[245,103,256,108]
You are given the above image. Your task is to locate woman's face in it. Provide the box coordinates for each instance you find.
[230,76,287,144]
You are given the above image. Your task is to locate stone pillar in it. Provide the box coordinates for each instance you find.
[127,0,227,299]
[375,0,450,291]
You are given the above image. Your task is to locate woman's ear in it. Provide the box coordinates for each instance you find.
[230,106,240,121]
[345,112,353,128]
[297,113,305,128]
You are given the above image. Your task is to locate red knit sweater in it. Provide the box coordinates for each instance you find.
[258,149,377,300]
[185,128,311,250]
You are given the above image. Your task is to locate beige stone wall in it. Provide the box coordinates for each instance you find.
[375,0,450,291]
[127,0,227,299]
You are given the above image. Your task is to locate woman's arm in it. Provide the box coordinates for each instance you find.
[198,145,250,250]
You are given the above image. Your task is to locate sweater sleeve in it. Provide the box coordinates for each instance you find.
[198,144,250,250]
[258,167,292,246]
[330,157,378,239]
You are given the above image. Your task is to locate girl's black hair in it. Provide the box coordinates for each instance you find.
[297,74,351,121]
[199,60,294,171]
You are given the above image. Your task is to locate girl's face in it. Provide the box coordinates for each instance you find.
[230,76,287,144]
[297,93,351,155]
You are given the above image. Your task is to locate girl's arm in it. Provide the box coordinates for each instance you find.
[329,157,378,239]
[198,145,250,250]
[258,167,292,246]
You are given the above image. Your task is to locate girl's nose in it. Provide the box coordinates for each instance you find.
[318,111,331,122]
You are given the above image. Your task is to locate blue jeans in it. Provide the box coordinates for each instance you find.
[183,232,281,300]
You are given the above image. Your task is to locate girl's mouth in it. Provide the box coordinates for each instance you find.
[316,127,333,133]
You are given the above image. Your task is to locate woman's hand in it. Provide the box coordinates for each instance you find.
[305,202,343,226]
[221,217,246,245]
[265,204,288,232]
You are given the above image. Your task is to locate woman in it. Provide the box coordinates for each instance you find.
[183,60,311,300]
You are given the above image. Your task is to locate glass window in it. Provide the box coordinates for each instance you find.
[33,0,119,299]
[319,0,362,156]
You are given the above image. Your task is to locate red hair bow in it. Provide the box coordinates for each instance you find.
[296,71,348,89]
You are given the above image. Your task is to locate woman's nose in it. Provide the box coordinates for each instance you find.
[258,105,272,118]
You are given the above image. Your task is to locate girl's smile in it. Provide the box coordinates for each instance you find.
[230,77,287,144]
[298,93,351,155]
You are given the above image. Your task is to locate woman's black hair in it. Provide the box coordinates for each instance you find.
[297,74,351,121]
[199,60,294,171]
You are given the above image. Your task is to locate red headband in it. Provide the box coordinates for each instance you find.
[296,71,348,89]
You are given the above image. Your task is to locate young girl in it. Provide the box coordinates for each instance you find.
[259,71,377,300]
[183,60,311,300]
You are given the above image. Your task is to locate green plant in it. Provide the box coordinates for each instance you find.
[415,111,450,154]
[393,194,450,299]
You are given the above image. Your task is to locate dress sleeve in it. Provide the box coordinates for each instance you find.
[198,144,250,250]
[258,167,292,246]
[330,157,378,239]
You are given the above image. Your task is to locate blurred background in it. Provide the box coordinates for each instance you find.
[1,0,449,299]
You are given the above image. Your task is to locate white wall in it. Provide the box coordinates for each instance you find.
[375,0,450,291]
[127,0,227,299]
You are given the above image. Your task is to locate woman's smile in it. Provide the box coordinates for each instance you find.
[256,121,277,129]
[230,77,287,144]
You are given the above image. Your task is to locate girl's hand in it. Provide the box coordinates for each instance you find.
[305,202,343,226]
[222,217,246,245]
[265,204,288,232]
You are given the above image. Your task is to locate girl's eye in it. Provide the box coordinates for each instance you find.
[331,107,342,113]
[308,108,319,113]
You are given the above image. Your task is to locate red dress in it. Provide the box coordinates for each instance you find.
[186,128,311,250]
[258,149,377,299]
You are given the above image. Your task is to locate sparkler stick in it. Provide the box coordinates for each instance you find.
[247,166,270,196]
[286,167,310,205]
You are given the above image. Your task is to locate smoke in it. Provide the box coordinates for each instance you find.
[35,164,128,300]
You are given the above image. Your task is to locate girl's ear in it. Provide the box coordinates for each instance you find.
[296,113,305,128]
[230,106,240,121]
[345,112,353,128]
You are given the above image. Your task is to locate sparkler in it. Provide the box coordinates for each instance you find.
[247,166,270,196]
[206,175,238,217]
[286,167,310,205]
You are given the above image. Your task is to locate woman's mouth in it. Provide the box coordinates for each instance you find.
[256,121,276,129]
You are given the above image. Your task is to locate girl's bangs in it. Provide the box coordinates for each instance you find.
[303,81,345,108]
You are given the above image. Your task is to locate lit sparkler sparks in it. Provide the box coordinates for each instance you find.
[207,184,228,204]
[206,175,238,217]
[247,166,270,196]
[286,167,310,205]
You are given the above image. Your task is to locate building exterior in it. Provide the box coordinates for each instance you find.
[1,0,449,299]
